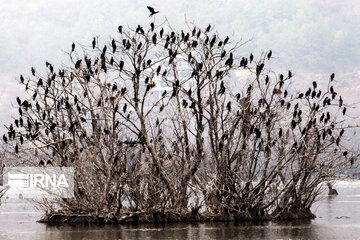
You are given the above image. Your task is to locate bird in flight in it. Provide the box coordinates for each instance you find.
[147,6,159,17]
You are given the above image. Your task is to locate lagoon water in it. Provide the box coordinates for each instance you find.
[0,180,360,240]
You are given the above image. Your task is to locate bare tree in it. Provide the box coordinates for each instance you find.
[2,18,358,223]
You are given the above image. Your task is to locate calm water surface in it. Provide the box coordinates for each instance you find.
[0,180,360,240]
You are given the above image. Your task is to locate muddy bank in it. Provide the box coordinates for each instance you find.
[39,208,316,225]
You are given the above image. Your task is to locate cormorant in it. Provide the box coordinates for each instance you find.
[339,96,343,107]
[92,37,96,49]
[330,73,335,81]
[224,36,229,45]
[205,24,211,32]
[147,6,159,17]
[112,39,116,53]
[267,50,272,60]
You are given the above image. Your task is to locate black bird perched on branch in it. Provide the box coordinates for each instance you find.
[313,81,317,89]
[92,37,96,49]
[225,53,233,67]
[267,50,272,60]
[75,59,82,69]
[330,73,335,81]
[147,6,159,17]
[71,42,75,52]
[39,160,45,167]
[339,96,343,107]
[226,101,231,112]
[112,39,116,53]
[152,33,157,45]
[224,36,229,45]
[205,24,211,32]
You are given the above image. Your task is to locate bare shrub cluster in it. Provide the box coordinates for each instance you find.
[2,19,357,223]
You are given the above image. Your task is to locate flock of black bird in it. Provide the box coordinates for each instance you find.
[1,6,353,167]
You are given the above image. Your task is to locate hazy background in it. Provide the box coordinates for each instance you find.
[1,0,360,147]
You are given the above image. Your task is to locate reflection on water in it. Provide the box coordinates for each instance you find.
[1,180,360,240]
